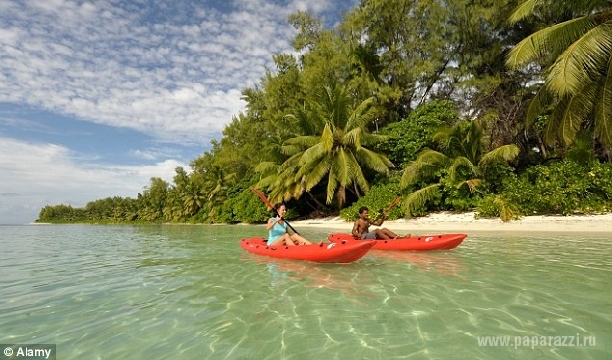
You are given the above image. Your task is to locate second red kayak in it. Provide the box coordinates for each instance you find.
[240,237,376,263]
[328,233,467,251]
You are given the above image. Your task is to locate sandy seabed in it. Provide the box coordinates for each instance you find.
[289,212,612,233]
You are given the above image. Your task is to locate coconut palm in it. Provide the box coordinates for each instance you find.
[506,0,612,147]
[279,84,393,208]
[401,119,520,216]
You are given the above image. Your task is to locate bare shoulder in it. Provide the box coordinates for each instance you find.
[354,219,367,228]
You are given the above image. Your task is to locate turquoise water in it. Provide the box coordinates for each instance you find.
[0,224,610,359]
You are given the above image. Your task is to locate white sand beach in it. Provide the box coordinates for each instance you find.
[290,212,612,233]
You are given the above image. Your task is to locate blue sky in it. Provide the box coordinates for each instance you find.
[0,0,356,224]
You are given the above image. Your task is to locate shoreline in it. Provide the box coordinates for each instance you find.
[23,212,612,233]
[288,211,612,233]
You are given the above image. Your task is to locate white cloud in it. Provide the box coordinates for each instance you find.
[0,0,358,223]
[0,0,303,146]
[0,137,185,224]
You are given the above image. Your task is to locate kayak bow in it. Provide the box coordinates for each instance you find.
[240,237,376,263]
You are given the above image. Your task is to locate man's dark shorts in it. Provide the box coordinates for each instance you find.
[361,232,377,240]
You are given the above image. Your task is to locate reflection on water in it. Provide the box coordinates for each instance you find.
[250,256,380,302]
[0,225,610,359]
[368,249,468,277]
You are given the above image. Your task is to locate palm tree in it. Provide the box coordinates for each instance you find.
[401,119,519,216]
[201,166,236,219]
[506,0,612,148]
[182,181,205,218]
[279,84,393,208]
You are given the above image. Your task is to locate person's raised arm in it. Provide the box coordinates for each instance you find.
[371,212,386,226]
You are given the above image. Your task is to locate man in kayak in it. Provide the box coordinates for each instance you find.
[352,206,408,240]
[267,204,313,246]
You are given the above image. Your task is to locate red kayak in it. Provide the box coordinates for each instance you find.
[328,233,467,251]
[240,237,376,263]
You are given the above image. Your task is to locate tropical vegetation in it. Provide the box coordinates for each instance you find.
[38,0,612,224]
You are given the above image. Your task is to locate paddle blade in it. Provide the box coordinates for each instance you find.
[249,187,300,235]
[249,187,275,210]
[384,196,402,213]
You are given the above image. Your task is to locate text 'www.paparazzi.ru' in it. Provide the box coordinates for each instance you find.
[476,334,595,349]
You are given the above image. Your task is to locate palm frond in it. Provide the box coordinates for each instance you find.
[278,153,302,173]
[254,161,278,174]
[448,156,477,183]
[480,145,521,165]
[464,120,484,163]
[351,164,370,195]
[282,135,319,154]
[321,123,334,152]
[354,147,393,173]
[329,148,370,197]
[547,20,611,96]
[404,184,441,217]
[525,86,552,128]
[347,97,377,130]
[506,17,595,69]
[299,143,327,166]
[456,178,482,192]
[416,149,450,167]
[508,0,540,24]
[431,127,453,151]
[280,143,301,156]
[509,0,608,24]
[318,85,352,129]
[331,148,352,187]
[594,55,612,145]
[400,162,420,189]
[285,106,322,136]
[269,166,302,203]
[360,132,388,146]
[299,155,331,192]
[255,174,277,190]
[544,95,592,146]
[344,127,362,149]
[400,149,448,188]
[325,169,338,204]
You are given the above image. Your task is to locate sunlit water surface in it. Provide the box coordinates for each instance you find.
[1,224,610,359]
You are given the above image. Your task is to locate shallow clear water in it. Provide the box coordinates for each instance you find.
[0,224,610,359]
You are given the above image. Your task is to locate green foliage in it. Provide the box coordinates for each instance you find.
[339,183,403,221]
[230,189,272,223]
[507,0,612,147]
[480,162,517,194]
[401,118,520,218]
[377,100,459,166]
[343,0,456,122]
[439,174,483,211]
[476,194,521,221]
[478,160,612,217]
[274,84,393,208]
[37,204,78,223]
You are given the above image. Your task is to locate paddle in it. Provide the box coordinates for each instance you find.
[375,196,402,221]
[383,196,402,214]
[249,187,300,235]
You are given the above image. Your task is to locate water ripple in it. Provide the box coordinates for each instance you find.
[0,225,610,359]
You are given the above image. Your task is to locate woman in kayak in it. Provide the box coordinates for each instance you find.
[267,204,312,246]
[352,206,408,240]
